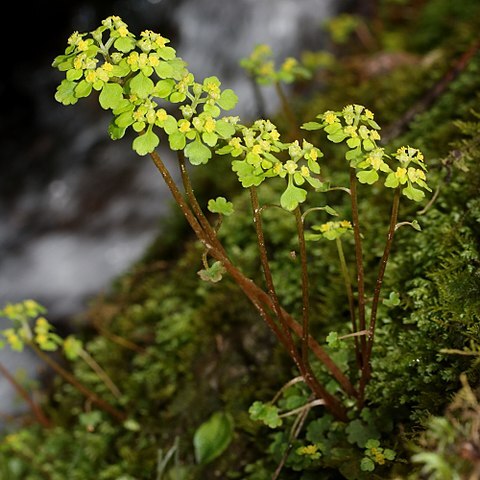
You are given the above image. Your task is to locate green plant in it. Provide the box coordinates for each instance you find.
[0,300,125,422]
[51,14,431,436]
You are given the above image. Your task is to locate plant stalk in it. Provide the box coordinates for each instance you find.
[359,187,401,400]
[335,237,360,368]
[29,343,126,422]
[349,169,367,369]
[0,361,51,427]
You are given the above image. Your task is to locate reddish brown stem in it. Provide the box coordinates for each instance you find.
[148,149,355,417]
[358,188,400,402]
[350,169,367,370]
[294,207,311,368]
[0,361,51,427]
[30,343,126,422]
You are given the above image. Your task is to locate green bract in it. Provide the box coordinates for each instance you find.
[240,44,312,86]
[301,104,430,201]
[53,16,238,159]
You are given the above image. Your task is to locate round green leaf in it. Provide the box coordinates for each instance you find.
[132,129,160,156]
[168,131,186,151]
[301,121,322,131]
[130,72,154,99]
[193,412,234,465]
[99,82,124,110]
[185,139,212,165]
[55,79,78,105]
[207,197,234,216]
[217,89,238,110]
[280,181,307,211]
[356,169,379,185]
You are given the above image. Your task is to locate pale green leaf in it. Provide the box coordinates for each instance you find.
[217,89,238,110]
[280,181,307,211]
[99,82,124,110]
[132,130,160,156]
[207,197,234,216]
[130,72,154,99]
[356,169,379,185]
[193,411,234,465]
[185,139,212,165]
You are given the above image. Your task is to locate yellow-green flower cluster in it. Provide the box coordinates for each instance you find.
[385,146,430,201]
[302,105,430,201]
[33,317,62,352]
[239,44,311,85]
[307,220,353,241]
[54,17,239,160]
[296,444,321,459]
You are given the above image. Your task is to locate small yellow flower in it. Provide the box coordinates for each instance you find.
[156,109,168,122]
[85,70,97,83]
[297,444,319,456]
[127,52,139,66]
[300,166,310,177]
[282,57,297,72]
[77,40,89,52]
[364,109,374,120]
[320,222,332,233]
[284,160,297,174]
[269,129,280,141]
[35,333,48,345]
[178,119,191,133]
[229,137,242,149]
[273,163,284,175]
[148,54,160,67]
[67,31,81,46]
[117,26,129,38]
[309,148,319,161]
[340,220,352,228]
[395,167,407,180]
[344,126,357,137]
[204,117,216,133]
[324,111,337,125]
[251,144,263,155]
[73,54,85,70]
[259,62,275,77]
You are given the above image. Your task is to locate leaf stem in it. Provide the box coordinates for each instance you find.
[294,207,311,368]
[0,361,51,427]
[349,169,367,370]
[29,343,126,422]
[335,236,360,368]
[359,187,401,400]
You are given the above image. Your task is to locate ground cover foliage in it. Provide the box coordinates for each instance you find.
[0,1,479,478]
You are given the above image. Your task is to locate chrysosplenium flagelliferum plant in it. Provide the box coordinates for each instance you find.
[52,15,430,431]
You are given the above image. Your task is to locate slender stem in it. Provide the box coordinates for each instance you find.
[272,395,314,480]
[274,81,301,140]
[149,149,354,417]
[177,151,217,241]
[294,207,311,368]
[29,343,126,422]
[0,361,51,427]
[78,348,122,399]
[359,188,401,399]
[149,150,207,248]
[249,187,296,351]
[349,169,367,369]
[335,237,360,368]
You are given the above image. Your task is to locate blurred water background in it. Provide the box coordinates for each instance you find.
[0,0,339,420]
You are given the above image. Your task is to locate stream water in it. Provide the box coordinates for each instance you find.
[0,0,338,420]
